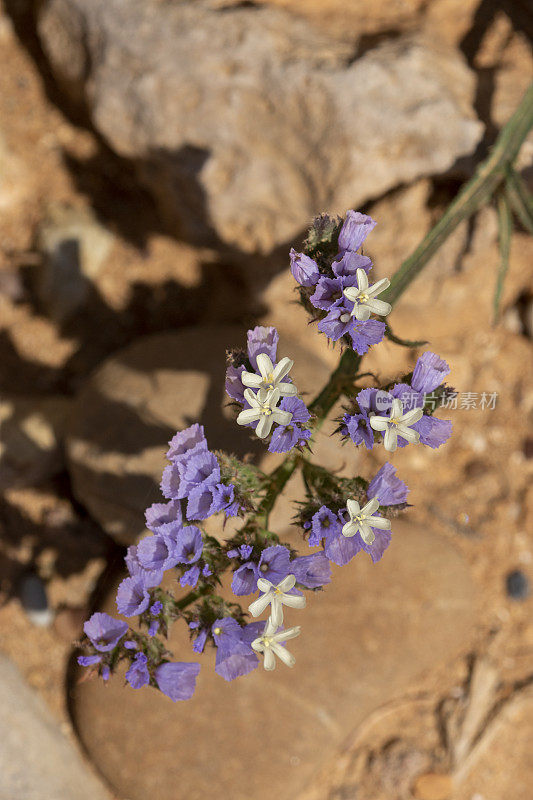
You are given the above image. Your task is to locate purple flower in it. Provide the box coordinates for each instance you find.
[289,248,320,286]
[324,518,391,566]
[160,463,182,500]
[101,665,111,681]
[174,526,203,564]
[186,483,220,520]
[214,483,241,517]
[78,654,102,667]
[411,351,450,394]
[310,274,356,312]
[343,411,374,449]
[212,618,261,682]
[413,415,452,449]
[155,662,200,701]
[350,319,386,355]
[148,620,160,637]
[124,640,138,650]
[145,500,182,533]
[180,450,220,497]
[337,211,376,254]
[211,617,243,647]
[191,627,208,654]
[229,544,253,560]
[309,506,341,546]
[291,553,331,588]
[124,544,164,588]
[166,424,207,462]
[390,382,424,409]
[116,576,151,618]
[150,601,162,615]
[137,534,179,572]
[231,561,258,596]
[225,364,246,404]
[356,387,384,414]
[125,653,150,689]
[268,397,311,454]
[367,462,409,505]
[247,326,279,371]
[332,251,372,277]
[180,565,201,588]
[83,612,128,652]
[257,545,291,584]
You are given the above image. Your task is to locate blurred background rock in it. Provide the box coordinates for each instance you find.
[0,0,531,798]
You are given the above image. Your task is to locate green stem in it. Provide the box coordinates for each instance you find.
[176,584,212,610]
[257,453,300,528]
[493,192,512,325]
[505,166,533,235]
[382,82,533,306]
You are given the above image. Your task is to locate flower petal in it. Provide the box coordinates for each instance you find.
[366,515,391,530]
[241,372,263,388]
[278,574,296,592]
[356,268,369,291]
[383,427,398,452]
[273,357,294,382]
[243,388,260,408]
[272,643,295,668]
[365,298,391,317]
[248,592,273,617]
[256,352,273,380]
[255,415,273,438]
[369,416,388,431]
[237,408,259,426]
[367,278,390,297]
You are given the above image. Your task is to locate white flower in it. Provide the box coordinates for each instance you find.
[341,497,391,545]
[369,398,423,452]
[342,268,392,322]
[236,387,292,438]
[248,574,306,627]
[251,618,301,671]
[241,354,297,399]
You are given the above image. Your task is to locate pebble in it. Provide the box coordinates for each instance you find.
[505,569,530,601]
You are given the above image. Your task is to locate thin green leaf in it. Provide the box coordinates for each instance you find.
[382,82,533,307]
[385,324,428,348]
[493,192,512,325]
[505,166,533,235]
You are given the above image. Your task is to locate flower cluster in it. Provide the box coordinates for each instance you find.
[290,211,390,354]
[226,325,312,453]
[301,462,407,566]
[340,351,453,453]
[76,209,453,703]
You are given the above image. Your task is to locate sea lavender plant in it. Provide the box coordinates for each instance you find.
[77,79,533,702]
[76,208,456,701]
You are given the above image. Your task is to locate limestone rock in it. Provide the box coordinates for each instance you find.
[39,0,482,253]
[66,326,330,543]
[0,653,110,800]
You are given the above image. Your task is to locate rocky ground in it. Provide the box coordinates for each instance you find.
[0,0,532,799]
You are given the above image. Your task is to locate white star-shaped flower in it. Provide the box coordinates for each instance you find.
[342,268,392,322]
[369,398,423,452]
[241,354,297,399]
[251,618,301,671]
[236,387,292,438]
[248,574,306,627]
[341,497,391,545]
